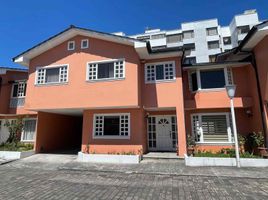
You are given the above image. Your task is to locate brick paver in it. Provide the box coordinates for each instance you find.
[0,162,268,199]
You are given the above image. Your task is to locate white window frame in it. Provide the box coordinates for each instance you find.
[11,80,27,98]
[35,64,69,85]
[145,61,176,84]
[81,39,89,49]
[67,41,75,50]
[86,59,125,82]
[188,67,233,92]
[191,112,233,144]
[21,118,37,142]
[93,113,130,139]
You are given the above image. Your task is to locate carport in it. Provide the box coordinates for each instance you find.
[35,111,83,154]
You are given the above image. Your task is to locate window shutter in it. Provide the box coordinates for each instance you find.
[88,64,97,80]
[191,115,200,141]
[37,69,45,84]
[59,66,68,82]
[114,60,124,78]
[145,65,156,82]
[164,63,175,80]
[226,67,233,85]
[188,71,193,91]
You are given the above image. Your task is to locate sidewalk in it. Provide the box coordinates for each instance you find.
[7,154,268,179]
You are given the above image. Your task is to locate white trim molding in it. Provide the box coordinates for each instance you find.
[67,41,75,50]
[81,39,89,49]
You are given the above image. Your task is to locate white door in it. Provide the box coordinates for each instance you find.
[155,116,173,151]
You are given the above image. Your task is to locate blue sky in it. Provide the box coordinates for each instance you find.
[1,0,268,67]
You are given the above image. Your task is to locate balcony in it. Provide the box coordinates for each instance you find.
[10,97,25,108]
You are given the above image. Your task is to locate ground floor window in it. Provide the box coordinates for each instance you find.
[191,113,233,143]
[93,113,130,139]
[21,119,37,142]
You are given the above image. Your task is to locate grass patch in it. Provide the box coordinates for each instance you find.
[0,142,34,152]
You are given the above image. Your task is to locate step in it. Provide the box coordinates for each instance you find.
[142,152,180,160]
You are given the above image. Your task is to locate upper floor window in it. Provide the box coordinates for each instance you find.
[188,67,233,92]
[184,57,196,65]
[87,59,125,81]
[68,41,75,50]
[12,81,26,98]
[81,39,89,49]
[36,65,68,85]
[183,30,194,39]
[151,34,165,39]
[237,25,250,34]
[166,34,182,43]
[206,27,218,36]
[223,37,231,45]
[184,43,195,51]
[207,41,220,49]
[145,61,175,83]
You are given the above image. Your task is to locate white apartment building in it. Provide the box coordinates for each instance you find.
[126,10,260,64]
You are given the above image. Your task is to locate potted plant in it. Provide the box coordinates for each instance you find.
[187,134,196,156]
[251,132,267,156]
[238,134,246,153]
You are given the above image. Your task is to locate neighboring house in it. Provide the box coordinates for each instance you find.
[217,20,268,146]
[11,23,265,157]
[0,66,37,144]
[129,10,259,64]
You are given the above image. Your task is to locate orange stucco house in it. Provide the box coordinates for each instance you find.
[1,22,266,158]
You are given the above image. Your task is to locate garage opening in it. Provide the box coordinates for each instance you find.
[35,112,83,154]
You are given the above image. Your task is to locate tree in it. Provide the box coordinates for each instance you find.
[4,117,24,144]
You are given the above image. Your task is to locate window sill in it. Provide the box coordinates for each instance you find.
[93,136,130,140]
[195,142,234,145]
[21,140,35,143]
[145,79,176,84]
[191,88,225,93]
[86,78,125,83]
[35,82,68,87]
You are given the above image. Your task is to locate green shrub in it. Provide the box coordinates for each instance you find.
[0,142,33,151]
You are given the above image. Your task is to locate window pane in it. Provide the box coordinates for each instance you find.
[23,120,36,141]
[45,68,60,83]
[12,84,18,97]
[183,31,194,39]
[191,72,198,91]
[98,62,114,79]
[200,69,225,89]
[167,34,182,43]
[207,41,219,49]
[206,27,218,36]
[223,37,231,45]
[103,116,120,136]
[156,65,164,80]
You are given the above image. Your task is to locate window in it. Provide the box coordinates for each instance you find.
[36,65,68,85]
[87,59,124,81]
[21,119,36,142]
[166,34,182,43]
[223,37,231,45]
[137,35,150,41]
[237,25,250,34]
[68,41,75,50]
[206,27,218,36]
[184,43,195,51]
[81,39,89,49]
[145,61,175,83]
[183,30,194,39]
[191,113,233,143]
[188,67,233,91]
[184,57,196,65]
[209,55,216,62]
[207,41,220,49]
[93,114,130,138]
[11,82,26,98]
[151,34,165,39]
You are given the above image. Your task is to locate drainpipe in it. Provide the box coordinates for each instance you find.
[241,50,267,146]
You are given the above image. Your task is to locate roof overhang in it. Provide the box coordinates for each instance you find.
[13,26,143,67]
[183,61,250,70]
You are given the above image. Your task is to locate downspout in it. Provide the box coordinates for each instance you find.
[240,50,267,146]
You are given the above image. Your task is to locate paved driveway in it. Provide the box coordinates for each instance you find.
[0,154,267,199]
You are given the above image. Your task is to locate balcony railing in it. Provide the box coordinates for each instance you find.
[10,97,25,108]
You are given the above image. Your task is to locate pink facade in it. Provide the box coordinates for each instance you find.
[2,24,266,157]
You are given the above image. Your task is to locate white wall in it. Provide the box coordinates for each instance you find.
[0,120,10,144]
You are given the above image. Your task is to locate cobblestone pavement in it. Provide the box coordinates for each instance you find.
[0,155,267,199]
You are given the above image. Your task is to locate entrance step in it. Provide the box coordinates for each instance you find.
[142,152,180,160]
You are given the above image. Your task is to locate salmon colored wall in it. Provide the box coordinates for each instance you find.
[81,108,146,155]
[254,35,268,142]
[26,35,141,111]
[35,112,83,152]
[0,70,35,115]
